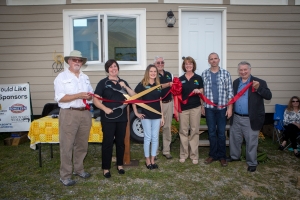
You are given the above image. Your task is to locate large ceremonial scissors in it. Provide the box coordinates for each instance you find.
[104,80,161,119]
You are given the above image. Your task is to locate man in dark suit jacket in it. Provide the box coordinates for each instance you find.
[227,61,272,172]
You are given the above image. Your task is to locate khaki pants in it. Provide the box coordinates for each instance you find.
[179,106,201,160]
[59,108,91,180]
[162,100,173,155]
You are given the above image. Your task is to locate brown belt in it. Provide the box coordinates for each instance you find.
[162,100,172,103]
[69,107,87,111]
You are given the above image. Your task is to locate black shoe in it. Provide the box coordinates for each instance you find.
[103,171,111,178]
[278,145,285,151]
[247,166,256,172]
[226,156,241,162]
[151,163,158,169]
[294,152,300,158]
[117,167,125,174]
[145,163,153,170]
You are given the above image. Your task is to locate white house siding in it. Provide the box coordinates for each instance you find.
[0,1,299,115]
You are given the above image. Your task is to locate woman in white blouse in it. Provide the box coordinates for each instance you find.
[278,96,300,158]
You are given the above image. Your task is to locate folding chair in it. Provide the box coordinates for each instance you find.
[273,104,287,144]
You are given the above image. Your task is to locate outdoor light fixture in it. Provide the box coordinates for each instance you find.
[165,10,176,27]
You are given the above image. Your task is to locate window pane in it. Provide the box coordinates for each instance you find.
[108,16,137,61]
[73,17,99,61]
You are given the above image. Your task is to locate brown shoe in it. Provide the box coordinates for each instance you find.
[204,157,215,164]
[220,159,228,167]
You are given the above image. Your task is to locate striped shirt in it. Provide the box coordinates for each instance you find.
[201,67,233,109]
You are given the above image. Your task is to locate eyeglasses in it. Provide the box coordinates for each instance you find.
[156,61,165,65]
[292,100,299,103]
[71,58,83,63]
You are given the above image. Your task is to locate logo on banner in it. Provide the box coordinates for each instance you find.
[0,123,13,129]
[9,103,27,113]
[11,115,30,122]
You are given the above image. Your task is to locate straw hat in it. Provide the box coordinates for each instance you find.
[64,50,87,65]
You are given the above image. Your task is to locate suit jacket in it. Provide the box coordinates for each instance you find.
[230,75,272,131]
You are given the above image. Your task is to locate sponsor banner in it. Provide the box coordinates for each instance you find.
[0,83,32,132]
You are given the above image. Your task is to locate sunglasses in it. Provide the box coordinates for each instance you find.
[156,61,165,65]
[71,58,84,63]
[292,100,299,103]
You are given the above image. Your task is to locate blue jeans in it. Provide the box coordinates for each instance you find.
[205,107,227,160]
[141,119,161,157]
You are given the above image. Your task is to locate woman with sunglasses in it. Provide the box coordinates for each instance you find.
[278,96,300,158]
[93,59,136,178]
[133,64,164,170]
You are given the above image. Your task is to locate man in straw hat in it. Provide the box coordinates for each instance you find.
[54,50,93,186]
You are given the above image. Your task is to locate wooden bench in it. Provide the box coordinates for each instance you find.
[199,124,230,146]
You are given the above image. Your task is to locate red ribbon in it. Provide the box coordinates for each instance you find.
[170,77,254,121]
[170,77,182,121]
[83,99,90,110]
[84,78,255,121]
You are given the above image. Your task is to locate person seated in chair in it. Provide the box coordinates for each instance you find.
[278,96,300,158]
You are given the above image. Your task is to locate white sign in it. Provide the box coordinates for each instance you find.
[0,83,32,132]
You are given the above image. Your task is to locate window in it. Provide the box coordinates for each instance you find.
[63,9,146,71]
[164,0,222,4]
[230,0,288,5]
[6,0,66,5]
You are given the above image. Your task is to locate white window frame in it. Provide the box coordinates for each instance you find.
[71,0,158,3]
[63,9,147,71]
[164,0,222,4]
[6,0,66,5]
[230,0,288,5]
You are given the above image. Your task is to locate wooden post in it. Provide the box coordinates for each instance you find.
[123,106,131,164]
[123,106,139,166]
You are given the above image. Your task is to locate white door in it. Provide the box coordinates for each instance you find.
[181,11,222,76]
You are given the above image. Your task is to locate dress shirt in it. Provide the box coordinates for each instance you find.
[234,77,250,115]
[54,69,93,109]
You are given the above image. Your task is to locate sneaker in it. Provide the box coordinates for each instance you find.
[73,171,91,179]
[192,159,198,164]
[179,159,185,163]
[60,178,76,186]
[163,154,173,159]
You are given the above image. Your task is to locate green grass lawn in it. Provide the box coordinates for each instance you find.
[1,130,300,199]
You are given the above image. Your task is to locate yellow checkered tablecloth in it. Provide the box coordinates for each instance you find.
[28,116,103,149]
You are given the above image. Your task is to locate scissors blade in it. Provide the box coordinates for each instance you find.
[127,84,161,100]
[123,94,131,100]
[136,103,161,115]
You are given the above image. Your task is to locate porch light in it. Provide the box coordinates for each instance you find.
[165,10,176,28]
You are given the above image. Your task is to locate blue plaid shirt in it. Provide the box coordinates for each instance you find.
[201,67,234,109]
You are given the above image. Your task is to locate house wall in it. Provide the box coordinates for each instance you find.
[0,0,299,115]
